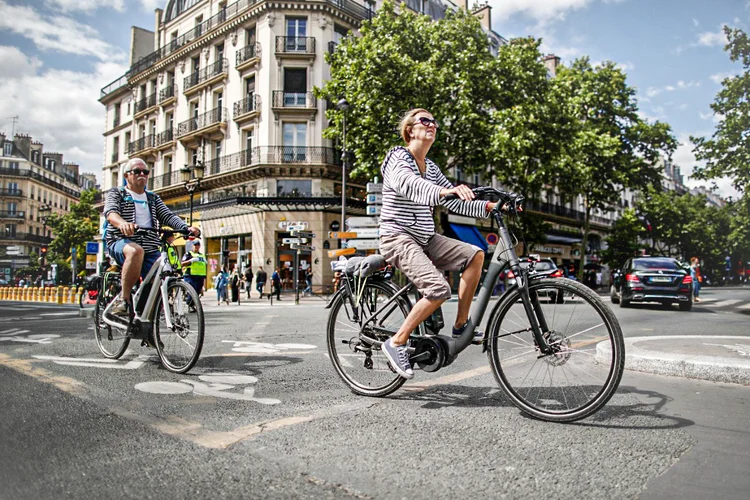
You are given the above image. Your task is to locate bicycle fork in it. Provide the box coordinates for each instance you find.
[515,270,553,355]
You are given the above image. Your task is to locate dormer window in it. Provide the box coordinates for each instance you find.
[3,143,11,156]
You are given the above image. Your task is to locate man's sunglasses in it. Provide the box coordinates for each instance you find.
[414,116,439,128]
[128,169,150,176]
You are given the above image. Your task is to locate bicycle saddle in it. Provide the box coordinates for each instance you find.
[331,255,387,278]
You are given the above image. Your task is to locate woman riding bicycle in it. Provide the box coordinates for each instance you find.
[379,108,498,379]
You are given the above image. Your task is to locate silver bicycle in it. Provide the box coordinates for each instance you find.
[94,228,205,374]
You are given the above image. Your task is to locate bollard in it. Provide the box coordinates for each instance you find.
[57,287,63,305]
[75,288,83,306]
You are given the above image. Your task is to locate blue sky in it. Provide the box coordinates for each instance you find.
[0,0,746,198]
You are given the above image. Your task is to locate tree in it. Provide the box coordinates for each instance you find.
[599,208,645,269]
[44,189,100,278]
[553,58,677,279]
[317,0,500,179]
[691,27,750,194]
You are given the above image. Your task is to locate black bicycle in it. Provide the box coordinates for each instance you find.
[325,187,625,422]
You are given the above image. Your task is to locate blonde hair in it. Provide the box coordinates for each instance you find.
[398,108,430,143]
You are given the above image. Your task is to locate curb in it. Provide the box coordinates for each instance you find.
[597,335,750,385]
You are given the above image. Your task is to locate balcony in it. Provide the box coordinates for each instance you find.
[148,170,184,190]
[100,72,129,100]
[0,211,25,219]
[236,42,260,71]
[233,94,260,123]
[272,91,317,118]
[159,85,177,107]
[128,134,157,155]
[155,128,177,150]
[328,41,338,55]
[0,231,51,244]
[184,58,228,95]
[275,37,315,61]
[177,107,227,141]
[0,189,23,197]
[134,92,157,118]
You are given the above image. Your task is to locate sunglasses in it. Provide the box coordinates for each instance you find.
[128,169,150,176]
[414,116,439,128]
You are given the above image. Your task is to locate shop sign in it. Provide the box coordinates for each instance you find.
[219,226,234,235]
[533,245,563,255]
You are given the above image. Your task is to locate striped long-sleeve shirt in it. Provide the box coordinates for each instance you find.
[379,146,488,246]
[104,187,188,253]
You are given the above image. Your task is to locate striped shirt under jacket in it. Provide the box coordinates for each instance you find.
[104,187,188,254]
[379,146,488,246]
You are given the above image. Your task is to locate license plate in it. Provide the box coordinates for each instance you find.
[650,277,671,282]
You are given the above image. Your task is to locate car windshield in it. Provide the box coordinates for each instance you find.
[633,258,680,271]
[520,261,556,271]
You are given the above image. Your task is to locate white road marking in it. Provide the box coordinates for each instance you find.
[710,299,743,308]
[33,353,151,369]
[39,312,79,317]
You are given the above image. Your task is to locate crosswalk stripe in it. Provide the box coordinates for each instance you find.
[709,299,743,308]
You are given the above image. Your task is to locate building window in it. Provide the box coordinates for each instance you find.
[245,75,255,96]
[283,68,307,106]
[111,170,118,188]
[165,156,173,173]
[277,180,312,197]
[245,129,253,152]
[7,202,16,215]
[31,150,39,164]
[8,161,18,170]
[282,123,306,162]
[334,24,348,43]
[246,26,256,45]
[3,143,11,156]
[5,224,16,238]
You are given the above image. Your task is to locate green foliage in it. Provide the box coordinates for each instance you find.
[45,189,100,267]
[317,1,499,179]
[600,209,645,268]
[691,27,750,194]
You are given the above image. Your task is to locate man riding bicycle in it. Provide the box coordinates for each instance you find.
[104,158,200,317]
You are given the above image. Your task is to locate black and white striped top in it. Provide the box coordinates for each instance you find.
[379,146,488,246]
[104,187,188,253]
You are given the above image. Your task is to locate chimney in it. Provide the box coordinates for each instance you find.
[13,133,31,160]
[543,54,561,77]
[473,4,492,31]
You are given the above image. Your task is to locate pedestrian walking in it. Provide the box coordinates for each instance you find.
[215,265,229,305]
[181,240,207,300]
[244,264,253,299]
[255,266,267,298]
[690,257,702,303]
[303,267,313,296]
[270,268,281,300]
[230,265,241,304]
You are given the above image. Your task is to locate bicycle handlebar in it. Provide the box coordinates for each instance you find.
[443,187,524,214]
[133,227,196,238]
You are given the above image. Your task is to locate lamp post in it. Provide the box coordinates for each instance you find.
[180,162,205,226]
[337,98,349,232]
[38,204,52,276]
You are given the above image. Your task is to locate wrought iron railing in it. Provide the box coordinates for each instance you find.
[135,92,157,114]
[149,170,184,190]
[0,232,51,243]
[156,129,176,146]
[177,107,227,137]
[0,211,25,218]
[272,91,316,109]
[233,95,259,117]
[275,36,315,54]
[184,58,227,91]
[159,84,177,102]
[129,135,156,154]
[236,42,260,65]
[0,189,22,197]
[206,147,341,176]
[100,72,129,98]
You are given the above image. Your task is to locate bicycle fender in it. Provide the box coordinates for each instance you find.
[324,288,347,309]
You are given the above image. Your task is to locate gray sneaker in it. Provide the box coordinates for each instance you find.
[109,296,129,317]
[381,339,414,379]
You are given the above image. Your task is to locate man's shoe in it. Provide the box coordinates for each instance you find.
[109,297,129,317]
[381,339,414,379]
[452,322,483,344]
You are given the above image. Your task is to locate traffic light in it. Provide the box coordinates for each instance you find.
[40,245,48,267]
[40,245,48,255]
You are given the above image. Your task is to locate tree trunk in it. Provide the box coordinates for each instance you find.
[578,198,592,283]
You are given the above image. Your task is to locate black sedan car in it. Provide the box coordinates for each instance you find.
[610,257,693,311]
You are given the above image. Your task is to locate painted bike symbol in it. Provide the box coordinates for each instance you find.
[135,373,281,405]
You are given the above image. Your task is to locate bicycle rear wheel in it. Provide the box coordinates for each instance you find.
[154,280,204,374]
[487,278,624,422]
[94,277,129,359]
[327,281,412,397]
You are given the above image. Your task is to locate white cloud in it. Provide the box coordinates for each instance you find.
[674,135,740,199]
[646,87,662,97]
[0,46,42,77]
[646,80,700,98]
[140,0,162,10]
[0,45,126,178]
[698,110,724,124]
[44,0,125,13]
[488,0,594,24]
[0,0,125,62]
[710,72,733,84]
[697,25,729,47]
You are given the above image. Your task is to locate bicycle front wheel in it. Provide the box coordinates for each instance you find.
[327,281,412,397]
[94,278,129,359]
[487,278,624,422]
[154,280,204,374]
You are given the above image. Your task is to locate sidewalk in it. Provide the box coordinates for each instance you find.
[597,335,750,385]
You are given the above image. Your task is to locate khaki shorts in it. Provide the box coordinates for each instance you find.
[380,233,483,300]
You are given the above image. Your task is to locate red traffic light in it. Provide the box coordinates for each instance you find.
[40,245,48,255]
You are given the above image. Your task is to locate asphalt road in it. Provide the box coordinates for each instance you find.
[0,286,748,499]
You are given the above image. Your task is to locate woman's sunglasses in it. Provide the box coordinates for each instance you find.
[414,116,439,128]
[128,168,150,176]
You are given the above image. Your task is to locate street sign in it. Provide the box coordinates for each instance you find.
[290,230,316,239]
[349,239,380,250]
[329,231,358,239]
[86,254,97,270]
[86,241,99,254]
[328,248,356,258]
[366,193,383,204]
[366,205,382,216]
[366,182,383,193]
[287,221,309,231]
[351,227,379,239]
[282,238,306,244]
[486,233,499,245]
[347,217,379,228]
[290,244,315,252]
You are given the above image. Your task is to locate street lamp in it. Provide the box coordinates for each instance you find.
[180,162,205,226]
[337,98,350,232]
[38,204,52,271]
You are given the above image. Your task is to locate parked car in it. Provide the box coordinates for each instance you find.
[0,278,8,286]
[610,257,693,311]
[507,256,565,302]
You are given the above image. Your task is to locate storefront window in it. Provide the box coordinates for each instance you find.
[277,180,311,197]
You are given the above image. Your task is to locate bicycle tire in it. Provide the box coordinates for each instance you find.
[154,280,204,374]
[94,277,130,359]
[486,278,624,422]
[327,280,415,397]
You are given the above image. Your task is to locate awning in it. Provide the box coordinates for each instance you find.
[448,223,488,252]
[545,234,582,244]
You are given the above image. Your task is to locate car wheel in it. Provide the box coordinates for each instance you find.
[679,300,693,311]
[610,286,619,304]
[619,297,630,308]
